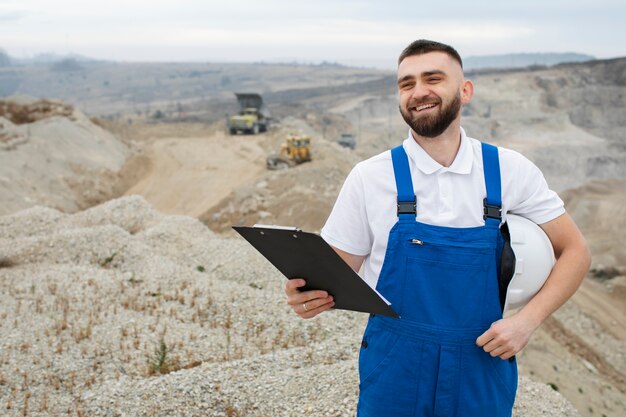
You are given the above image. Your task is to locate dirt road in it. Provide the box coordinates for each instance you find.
[124,130,268,217]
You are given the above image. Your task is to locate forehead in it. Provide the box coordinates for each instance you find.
[397,51,462,80]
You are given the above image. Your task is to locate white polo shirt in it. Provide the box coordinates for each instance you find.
[321,128,565,289]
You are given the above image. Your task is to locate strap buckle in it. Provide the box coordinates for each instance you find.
[397,197,417,216]
[483,198,502,220]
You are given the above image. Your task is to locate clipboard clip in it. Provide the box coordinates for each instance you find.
[253,224,302,232]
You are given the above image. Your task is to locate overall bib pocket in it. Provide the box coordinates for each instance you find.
[403,237,494,268]
[404,257,488,326]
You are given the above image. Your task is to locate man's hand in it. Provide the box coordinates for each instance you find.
[284,245,364,319]
[477,212,591,360]
[476,313,540,360]
[285,278,335,319]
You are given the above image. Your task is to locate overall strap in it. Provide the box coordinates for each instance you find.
[481,142,502,225]
[391,145,416,220]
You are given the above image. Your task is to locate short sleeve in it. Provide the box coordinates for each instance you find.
[320,165,372,256]
[505,151,565,225]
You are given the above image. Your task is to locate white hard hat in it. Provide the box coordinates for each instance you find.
[503,214,556,312]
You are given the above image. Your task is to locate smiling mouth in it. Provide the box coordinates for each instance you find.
[411,103,438,112]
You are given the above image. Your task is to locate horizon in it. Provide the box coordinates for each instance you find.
[0,50,607,71]
[1,1,625,70]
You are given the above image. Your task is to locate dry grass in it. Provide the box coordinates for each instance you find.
[0,132,13,144]
[0,258,16,268]
[0,99,75,125]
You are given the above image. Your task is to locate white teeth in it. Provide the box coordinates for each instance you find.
[415,103,436,111]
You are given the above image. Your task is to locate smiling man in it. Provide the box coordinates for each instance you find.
[285,39,590,417]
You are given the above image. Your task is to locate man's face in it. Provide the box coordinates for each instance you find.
[397,52,468,138]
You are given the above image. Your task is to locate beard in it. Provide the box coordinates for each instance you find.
[399,92,462,138]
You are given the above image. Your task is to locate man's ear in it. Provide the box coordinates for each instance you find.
[461,79,474,104]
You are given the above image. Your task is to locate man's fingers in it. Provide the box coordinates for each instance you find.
[300,298,335,319]
[488,344,508,358]
[287,290,329,307]
[284,278,333,318]
[499,351,515,360]
[302,296,334,312]
[476,328,494,347]
[285,278,306,294]
[481,337,500,353]
[290,295,333,314]
[476,316,532,358]
[477,322,518,359]
[479,337,512,359]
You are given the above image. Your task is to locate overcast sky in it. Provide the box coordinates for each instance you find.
[1,0,625,68]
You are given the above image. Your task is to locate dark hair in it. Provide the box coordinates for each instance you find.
[398,39,463,68]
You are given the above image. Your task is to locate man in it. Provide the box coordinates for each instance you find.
[284,40,590,417]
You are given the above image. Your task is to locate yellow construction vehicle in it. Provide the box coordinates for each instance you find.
[266,134,312,170]
[228,93,270,135]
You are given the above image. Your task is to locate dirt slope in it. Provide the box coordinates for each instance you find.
[0,96,130,215]
[560,179,626,267]
[122,126,269,217]
[200,122,361,233]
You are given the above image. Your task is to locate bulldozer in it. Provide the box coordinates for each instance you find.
[228,93,270,135]
[266,134,312,170]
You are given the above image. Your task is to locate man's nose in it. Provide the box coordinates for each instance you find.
[410,82,431,101]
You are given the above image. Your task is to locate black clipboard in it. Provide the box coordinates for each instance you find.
[233,225,399,318]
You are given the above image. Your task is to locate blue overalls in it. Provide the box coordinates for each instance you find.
[357,143,518,417]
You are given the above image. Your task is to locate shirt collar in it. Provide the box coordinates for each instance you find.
[403,127,473,175]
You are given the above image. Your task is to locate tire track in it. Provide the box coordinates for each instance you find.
[543,316,626,394]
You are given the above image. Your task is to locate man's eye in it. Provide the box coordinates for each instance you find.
[428,78,442,83]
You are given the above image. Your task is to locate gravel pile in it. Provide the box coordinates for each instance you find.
[0,196,580,416]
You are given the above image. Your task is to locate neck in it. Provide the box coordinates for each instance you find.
[410,120,462,167]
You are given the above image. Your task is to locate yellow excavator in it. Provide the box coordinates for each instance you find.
[266,134,312,170]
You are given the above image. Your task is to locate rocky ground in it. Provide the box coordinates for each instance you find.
[0,196,581,416]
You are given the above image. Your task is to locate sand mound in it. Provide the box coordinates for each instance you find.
[0,196,580,416]
[560,179,626,268]
[0,96,130,216]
